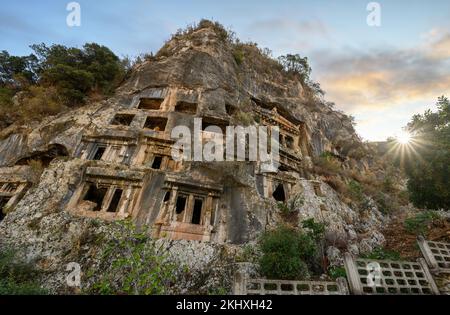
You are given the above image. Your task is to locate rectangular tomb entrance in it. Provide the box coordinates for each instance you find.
[67,167,144,220]
[133,136,181,171]
[138,98,164,111]
[153,175,222,241]
[76,134,137,165]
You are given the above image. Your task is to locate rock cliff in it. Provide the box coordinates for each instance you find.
[0,21,401,293]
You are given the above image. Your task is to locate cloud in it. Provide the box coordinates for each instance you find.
[428,33,450,59]
[249,18,329,36]
[313,30,450,113]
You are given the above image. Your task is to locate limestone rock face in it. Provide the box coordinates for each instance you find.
[0,23,389,292]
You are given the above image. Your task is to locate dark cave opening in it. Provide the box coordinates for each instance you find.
[272,184,286,202]
[107,188,123,213]
[191,198,203,225]
[83,184,107,211]
[16,144,69,167]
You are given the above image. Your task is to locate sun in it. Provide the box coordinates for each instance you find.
[396,131,412,144]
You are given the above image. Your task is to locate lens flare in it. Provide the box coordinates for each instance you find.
[396,131,411,144]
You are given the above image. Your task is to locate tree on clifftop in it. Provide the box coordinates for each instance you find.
[404,96,450,210]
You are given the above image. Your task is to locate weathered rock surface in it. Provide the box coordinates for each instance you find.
[0,23,393,293]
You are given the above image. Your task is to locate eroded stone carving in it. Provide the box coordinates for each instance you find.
[153,175,223,242]
[67,166,144,220]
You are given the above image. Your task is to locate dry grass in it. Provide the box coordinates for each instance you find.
[383,212,450,260]
[313,155,342,176]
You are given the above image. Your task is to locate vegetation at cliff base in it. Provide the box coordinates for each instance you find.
[403,211,444,235]
[258,219,325,280]
[360,247,402,261]
[0,248,47,295]
[87,221,176,295]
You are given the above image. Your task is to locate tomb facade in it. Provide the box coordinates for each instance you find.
[252,101,306,172]
[76,134,137,165]
[152,175,222,242]
[67,167,144,221]
[133,136,182,171]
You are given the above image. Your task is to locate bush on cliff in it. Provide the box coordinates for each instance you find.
[88,221,176,295]
[0,248,47,295]
[258,219,325,280]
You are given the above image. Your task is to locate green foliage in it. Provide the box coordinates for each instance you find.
[302,218,325,242]
[373,192,394,215]
[0,50,38,86]
[277,202,290,215]
[0,43,126,127]
[382,174,395,193]
[233,111,254,126]
[0,86,15,106]
[313,152,341,175]
[258,220,325,280]
[404,211,443,235]
[361,247,402,261]
[328,266,346,280]
[0,248,47,295]
[404,96,450,210]
[233,47,245,65]
[347,180,364,203]
[259,225,310,280]
[31,43,125,105]
[236,244,259,263]
[0,86,16,128]
[88,220,177,295]
[277,194,304,215]
[171,19,235,44]
[278,54,311,83]
[40,64,94,104]
[277,54,324,97]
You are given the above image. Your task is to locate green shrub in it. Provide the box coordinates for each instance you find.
[278,54,311,84]
[404,96,450,210]
[302,218,325,241]
[277,202,290,215]
[88,220,177,295]
[328,266,346,280]
[382,175,395,193]
[0,43,127,127]
[236,244,259,263]
[258,221,325,280]
[277,195,304,215]
[313,153,341,175]
[361,247,402,261]
[404,211,443,235]
[32,43,125,105]
[233,111,254,126]
[233,48,245,65]
[347,180,364,203]
[373,192,397,215]
[0,248,47,295]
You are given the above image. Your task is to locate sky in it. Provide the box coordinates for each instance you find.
[1,0,449,141]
